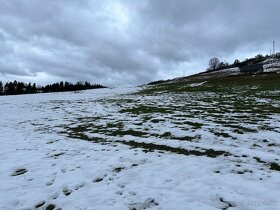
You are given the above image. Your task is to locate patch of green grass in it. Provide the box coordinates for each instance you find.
[46,204,56,210]
[120,105,172,115]
[106,122,124,129]
[270,162,280,171]
[171,135,200,142]
[139,73,280,95]
[150,118,164,123]
[111,129,149,137]
[119,140,231,158]
[223,124,258,133]
[253,157,266,164]
[161,132,172,138]
[184,121,204,129]
[212,131,232,138]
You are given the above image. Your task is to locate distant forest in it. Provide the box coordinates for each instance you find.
[0,81,106,96]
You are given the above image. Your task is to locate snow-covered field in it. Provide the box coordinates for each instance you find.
[0,85,280,210]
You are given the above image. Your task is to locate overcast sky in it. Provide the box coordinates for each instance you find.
[0,0,279,86]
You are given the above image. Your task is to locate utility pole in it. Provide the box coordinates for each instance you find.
[273,41,275,55]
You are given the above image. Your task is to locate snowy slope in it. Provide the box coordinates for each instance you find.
[0,86,280,210]
[262,58,280,72]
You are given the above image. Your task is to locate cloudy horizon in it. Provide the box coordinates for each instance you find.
[0,0,279,86]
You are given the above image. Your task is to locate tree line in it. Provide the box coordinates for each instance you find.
[208,53,280,71]
[0,80,105,96]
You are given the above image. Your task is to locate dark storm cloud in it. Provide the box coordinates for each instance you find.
[0,0,279,85]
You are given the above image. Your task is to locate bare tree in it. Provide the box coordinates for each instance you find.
[208,57,220,70]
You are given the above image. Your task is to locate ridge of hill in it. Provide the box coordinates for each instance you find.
[149,55,280,86]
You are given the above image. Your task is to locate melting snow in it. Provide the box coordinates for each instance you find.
[0,86,279,210]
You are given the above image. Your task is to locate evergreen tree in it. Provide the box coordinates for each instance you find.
[13,80,18,94]
[5,81,15,95]
[17,82,25,94]
[1,80,105,95]
[59,81,64,91]
[27,82,32,93]
[0,81,3,95]
[31,83,37,93]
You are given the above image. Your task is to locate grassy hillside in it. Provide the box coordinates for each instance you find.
[62,72,280,162]
[144,72,280,95]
